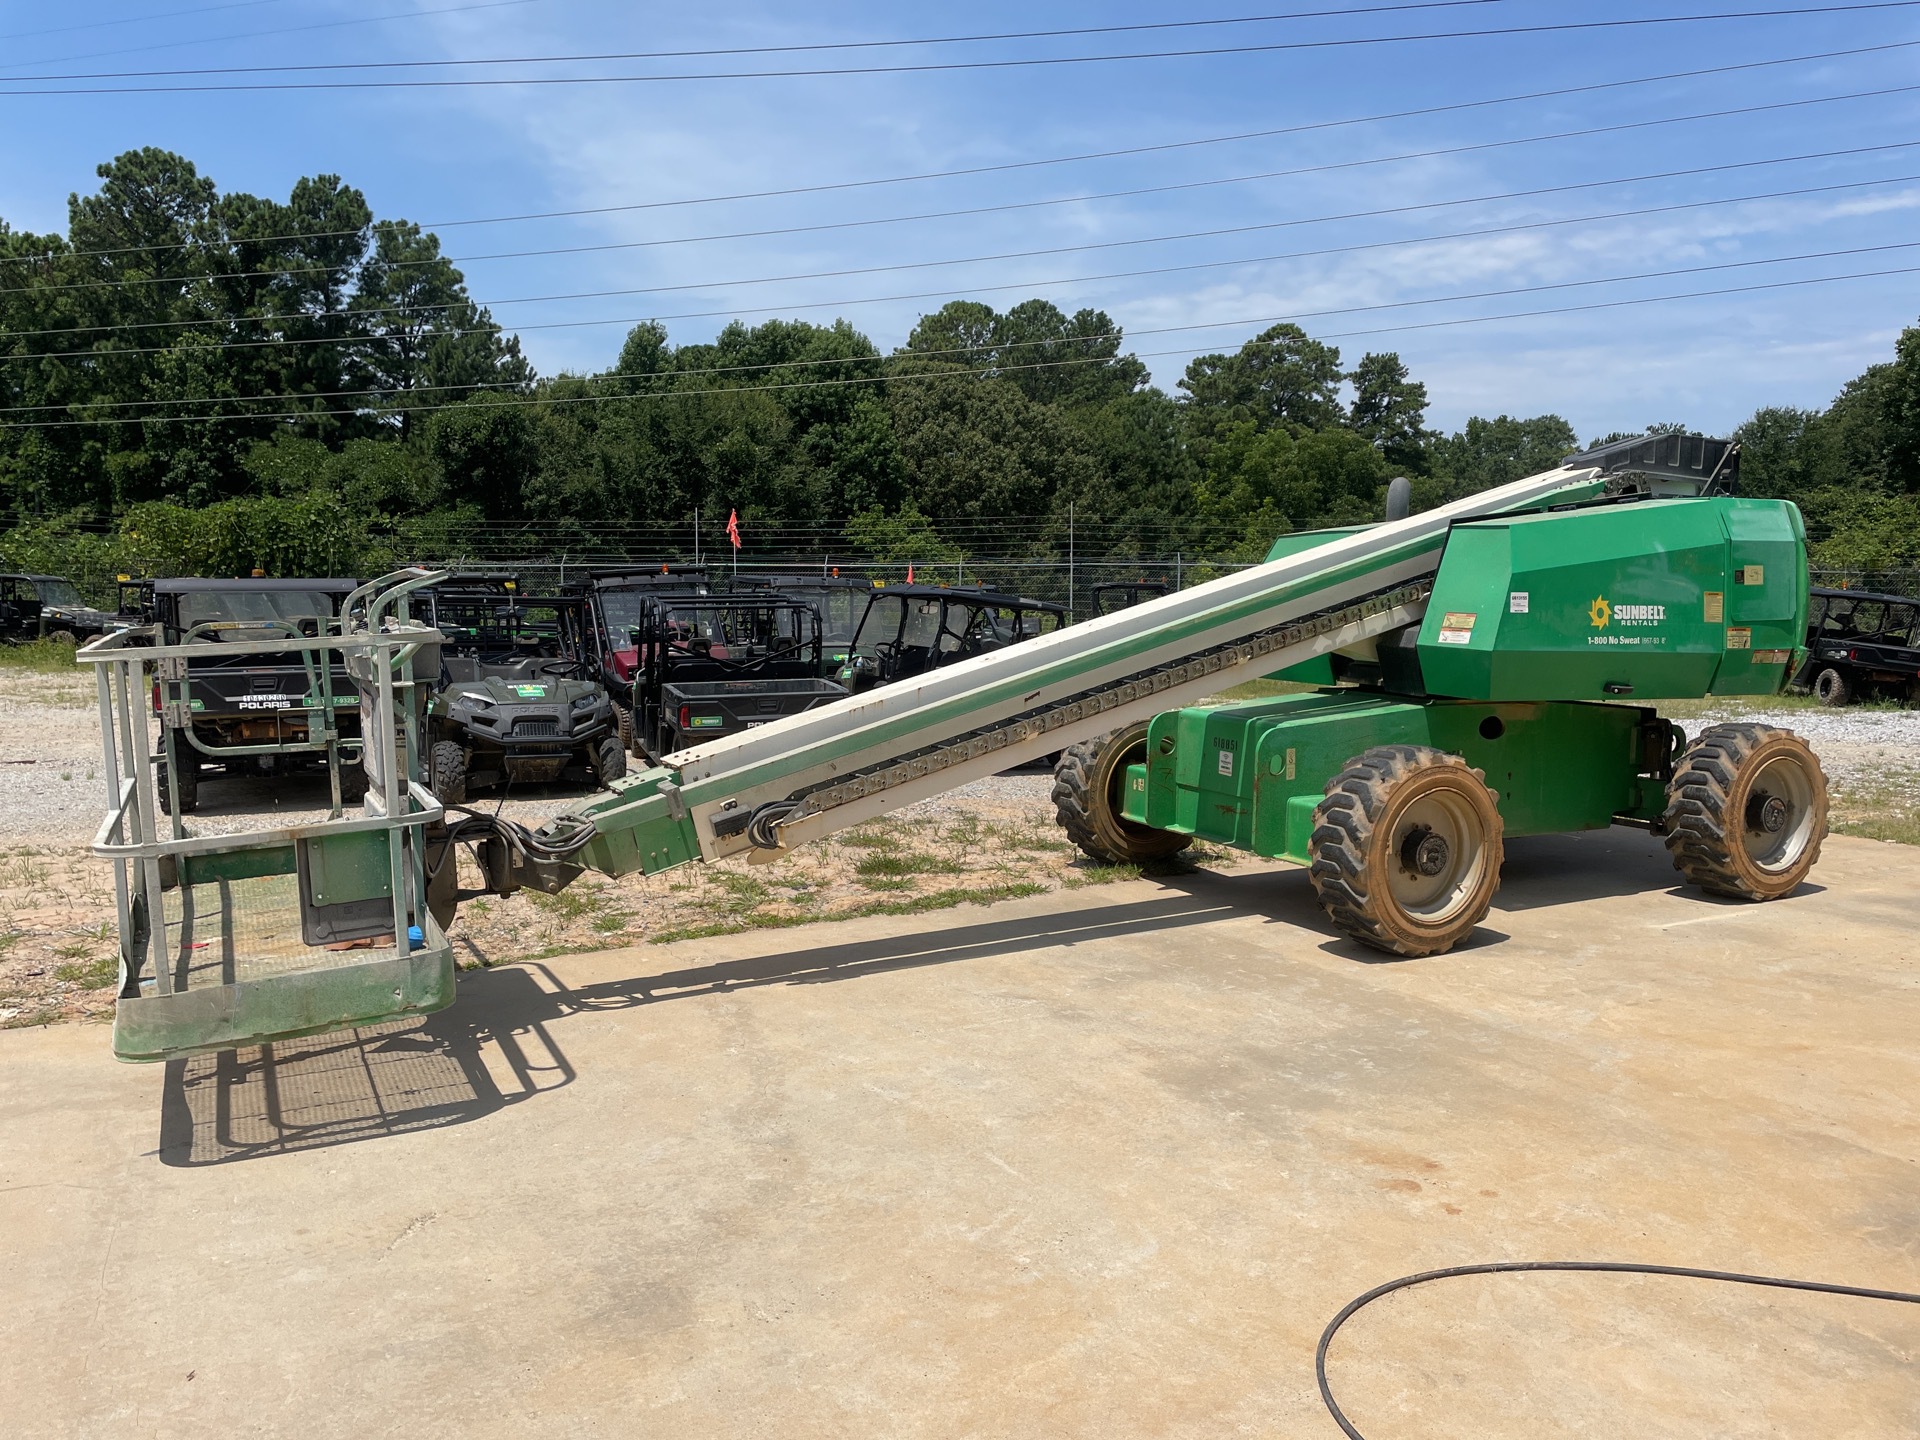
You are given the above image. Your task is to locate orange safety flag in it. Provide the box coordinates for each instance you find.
[726,509,742,550]
[906,563,915,584]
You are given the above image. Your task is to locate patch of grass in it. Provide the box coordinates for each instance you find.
[526,887,599,922]
[1204,678,1317,705]
[708,870,773,910]
[589,912,632,935]
[2,856,48,888]
[54,956,118,989]
[836,826,898,849]
[0,641,81,675]
[649,881,1047,945]
[1836,814,1920,846]
[1064,862,1144,888]
[853,851,963,881]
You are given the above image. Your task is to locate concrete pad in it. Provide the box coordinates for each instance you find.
[3,829,1917,1438]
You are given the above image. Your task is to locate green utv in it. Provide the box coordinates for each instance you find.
[422,580,625,804]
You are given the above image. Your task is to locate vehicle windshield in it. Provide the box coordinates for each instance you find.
[175,589,338,634]
[657,602,808,661]
[598,585,703,641]
[813,589,866,648]
[30,579,85,608]
[435,596,572,658]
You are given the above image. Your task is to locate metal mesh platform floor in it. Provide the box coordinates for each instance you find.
[161,873,398,991]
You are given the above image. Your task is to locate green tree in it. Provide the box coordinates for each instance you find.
[1179,323,1345,446]
[1346,351,1431,474]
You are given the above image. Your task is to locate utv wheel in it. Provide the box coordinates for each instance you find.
[430,741,468,806]
[614,701,638,757]
[156,752,200,816]
[1052,721,1192,865]
[594,735,628,787]
[338,762,369,804]
[1308,746,1504,958]
[1812,667,1854,707]
[45,628,77,647]
[1663,724,1827,901]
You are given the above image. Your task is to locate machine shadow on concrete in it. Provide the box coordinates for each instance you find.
[157,962,575,1167]
[155,831,1805,1166]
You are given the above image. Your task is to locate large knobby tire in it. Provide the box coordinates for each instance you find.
[614,700,639,757]
[45,628,77,647]
[430,740,469,806]
[1308,746,1504,958]
[156,749,200,816]
[338,760,369,804]
[594,734,628,787]
[1663,723,1827,901]
[1052,721,1192,865]
[1812,667,1855,707]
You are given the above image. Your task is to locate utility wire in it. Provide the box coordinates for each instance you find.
[8,37,1911,266]
[7,255,1913,430]
[10,167,1916,404]
[11,77,1915,322]
[6,2,1504,74]
[20,82,1920,302]
[0,1,548,75]
[5,4,1918,92]
[8,156,1918,365]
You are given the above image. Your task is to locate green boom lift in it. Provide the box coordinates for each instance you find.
[83,433,1828,1061]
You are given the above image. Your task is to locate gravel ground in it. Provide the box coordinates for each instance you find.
[1689,705,1920,792]
[2,668,1912,1030]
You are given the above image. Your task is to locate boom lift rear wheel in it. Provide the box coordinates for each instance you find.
[1663,724,1827,900]
[1052,721,1193,865]
[1308,746,1504,958]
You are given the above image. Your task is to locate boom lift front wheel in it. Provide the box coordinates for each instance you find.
[1663,723,1827,901]
[1308,746,1505,958]
[1052,721,1193,865]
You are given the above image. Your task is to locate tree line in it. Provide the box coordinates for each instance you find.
[3,148,1917,594]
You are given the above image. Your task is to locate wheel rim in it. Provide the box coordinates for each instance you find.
[1742,751,1818,874]
[1385,785,1487,922]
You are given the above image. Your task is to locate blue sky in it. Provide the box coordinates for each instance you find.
[2,0,1918,437]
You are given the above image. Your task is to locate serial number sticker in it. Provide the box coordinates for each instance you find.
[1726,627,1753,650]
[1753,649,1793,665]
[1704,591,1725,623]
[1436,629,1475,646]
[1217,748,1234,778]
[1509,592,1530,614]
[1442,612,1478,630]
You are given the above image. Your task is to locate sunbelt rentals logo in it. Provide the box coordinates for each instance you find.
[1588,595,1666,635]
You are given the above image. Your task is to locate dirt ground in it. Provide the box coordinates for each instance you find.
[1,669,1911,1030]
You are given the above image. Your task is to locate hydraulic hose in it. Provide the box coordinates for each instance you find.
[1316,1260,1920,1439]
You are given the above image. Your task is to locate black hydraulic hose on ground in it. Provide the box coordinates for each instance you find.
[1316,1260,1920,1439]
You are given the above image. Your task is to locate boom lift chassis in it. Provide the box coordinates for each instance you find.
[84,434,1829,1063]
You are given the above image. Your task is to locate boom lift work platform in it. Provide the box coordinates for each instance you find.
[82,433,1829,1063]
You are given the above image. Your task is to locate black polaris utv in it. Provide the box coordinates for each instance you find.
[736,572,873,677]
[574,565,711,752]
[422,580,625,803]
[625,592,846,760]
[835,584,1068,695]
[0,574,117,644]
[1796,586,1920,705]
[1087,580,1169,617]
[131,577,366,814]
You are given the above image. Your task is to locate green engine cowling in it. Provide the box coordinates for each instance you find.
[1414,496,1807,701]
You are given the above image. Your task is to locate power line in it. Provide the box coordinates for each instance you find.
[21,82,1919,303]
[9,152,1917,366]
[6,250,1912,430]
[4,3,1916,92]
[11,76,1904,330]
[9,38,1911,267]
[4,2,1503,75]
[10,166,1916,408]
